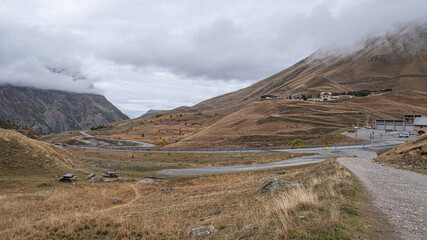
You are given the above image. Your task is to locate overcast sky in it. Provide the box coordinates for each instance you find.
[1,0,426,118]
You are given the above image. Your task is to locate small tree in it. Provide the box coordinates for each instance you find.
[291,138,303,147]
[141,133,145,137]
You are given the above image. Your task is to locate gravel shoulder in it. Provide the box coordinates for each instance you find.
[338,157,427,240]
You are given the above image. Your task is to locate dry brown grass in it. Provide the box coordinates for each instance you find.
[67,148,311,178]
[0,129,84,176]
[375,134,427,174]
[83,112,228,147]
[0,159,375,239]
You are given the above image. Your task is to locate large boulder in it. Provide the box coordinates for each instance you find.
[257,178,302,193]
[90,176,104,182]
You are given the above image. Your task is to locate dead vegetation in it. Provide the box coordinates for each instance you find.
[375,134,427,174]
[68,148,310,178]
[76,112,228,147]
[0,159,377,239]
[0,129,83,176]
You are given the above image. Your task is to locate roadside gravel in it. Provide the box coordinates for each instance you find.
[338,157,427,240]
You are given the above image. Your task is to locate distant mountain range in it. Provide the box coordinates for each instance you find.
[143,109,165,115]
[0,85,129,134]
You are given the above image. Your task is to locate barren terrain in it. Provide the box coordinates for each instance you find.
[375,134,427,174]
[0,158,379,239]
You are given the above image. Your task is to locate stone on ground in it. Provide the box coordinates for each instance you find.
[90,176,104,182]
[270,170,287,177]
[189,225,217,238]
[84,173,96,180]
[138,178,166,183]
[257,178,302,193]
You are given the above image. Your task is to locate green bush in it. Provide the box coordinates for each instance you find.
[291,138,304,147]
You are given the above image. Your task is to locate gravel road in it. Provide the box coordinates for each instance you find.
[158,154,328,175]
[338,157,427,240]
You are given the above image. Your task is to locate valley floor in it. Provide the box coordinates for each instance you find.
[0,152,380,239]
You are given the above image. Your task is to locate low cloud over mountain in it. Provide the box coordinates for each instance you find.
[1,0,426,117]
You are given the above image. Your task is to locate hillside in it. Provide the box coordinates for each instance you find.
[0,85,129,134]
[0,117,41,138]
[376,134,427,174]
[169,91,427,148]
[0,129,82,176]
[175,24,427,114]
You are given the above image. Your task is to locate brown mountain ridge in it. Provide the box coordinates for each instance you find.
[175,24,427,114]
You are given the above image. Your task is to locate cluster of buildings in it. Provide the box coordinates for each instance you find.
[374,114,427,135]
[307,92,340,101]
[260,92,340,101]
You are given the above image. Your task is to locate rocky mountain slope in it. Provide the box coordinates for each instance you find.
[175,24,427,114]
[0,85,129,134]
[0,117,41,138]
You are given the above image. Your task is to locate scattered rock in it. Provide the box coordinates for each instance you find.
[257,178,302,193]
[162,187,175,192]
[138,178,166,183]
[84,173,96,180]
[124,215,132,218]
[39,193,47,198]
[90,176,104,182]
[189,225,217,238]
[110,197,121,203]
[270,170,287,177]
[115,177,124,182]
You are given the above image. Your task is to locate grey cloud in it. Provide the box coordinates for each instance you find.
[0,0,426,117]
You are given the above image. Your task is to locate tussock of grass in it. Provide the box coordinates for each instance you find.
[238,159,369,240]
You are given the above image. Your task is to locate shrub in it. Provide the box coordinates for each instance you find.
[156,139,170,146]
[90,124,107,131]
[291,138,304,147]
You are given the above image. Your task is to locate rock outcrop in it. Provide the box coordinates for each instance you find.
[0,85,129,134]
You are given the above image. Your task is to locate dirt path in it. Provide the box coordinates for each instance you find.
[99,184,141,213]
[338,157,427,240]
